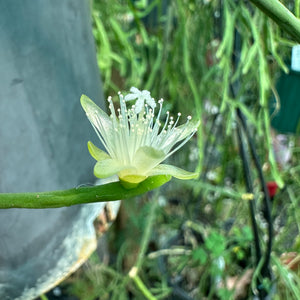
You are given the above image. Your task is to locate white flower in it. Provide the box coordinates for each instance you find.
[81,88,200,188]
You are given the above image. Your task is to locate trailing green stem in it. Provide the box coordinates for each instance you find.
[248,0,300,42]
[129,268,157,300]
[236,118,262,265]
[0,175,171,209]
[135,192,158,270]
[296,0,300,18]
[128,192,159,299]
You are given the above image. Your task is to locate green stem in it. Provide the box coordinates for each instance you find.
[135,192,158,270]
[296,0,300,18]
[128,193,159,299]
[130,270,157,300]
[178,0,204,174]
[248,0,300,43]
[0,175,171,209]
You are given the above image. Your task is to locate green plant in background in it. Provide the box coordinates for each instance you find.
[91,0,294,184]
[62,0,300,299]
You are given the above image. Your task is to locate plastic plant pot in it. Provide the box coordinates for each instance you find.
[0,1,120,299]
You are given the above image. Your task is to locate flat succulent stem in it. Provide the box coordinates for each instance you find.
[0,175,171,209]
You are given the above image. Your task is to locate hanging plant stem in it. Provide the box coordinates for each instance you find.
[237,108,273,280]
[248,0,300,42]
[236,118,262,265]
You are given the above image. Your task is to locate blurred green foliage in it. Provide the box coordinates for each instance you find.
[66,0,300,299]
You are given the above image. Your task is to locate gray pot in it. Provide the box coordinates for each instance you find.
[0,1,119,299]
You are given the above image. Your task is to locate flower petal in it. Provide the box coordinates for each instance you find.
[87,141,110,161]
[176,119,200,140]
[80,95,113,134]
[134,146,165,174]
[94,159,125,178]
[166,119,200,145]
[160,119,200,153]
[148,164,199,180]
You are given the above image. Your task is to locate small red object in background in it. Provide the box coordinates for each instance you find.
[266,181,278,198]
[280,252,300,271]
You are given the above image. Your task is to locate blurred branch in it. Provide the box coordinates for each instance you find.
[249,0,300,43]
[0,175,171,209]
[128,194,159,300]
[236,117,262,265]
[237,108,273,293]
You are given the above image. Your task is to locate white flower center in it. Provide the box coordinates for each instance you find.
[98,90,198,168]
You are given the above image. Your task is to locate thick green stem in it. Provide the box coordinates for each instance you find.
[0,175,171,209]
[248,0,300,43]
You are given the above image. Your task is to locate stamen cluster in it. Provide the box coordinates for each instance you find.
[91,92,197,166]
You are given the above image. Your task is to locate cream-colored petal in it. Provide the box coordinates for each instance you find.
[87,141,110,161]
[163,119,200,147]
[148,164,199,180]
[80,95,113,134]
[94,159,125,179]
[176,119,200,140]
[133,146,165,174]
